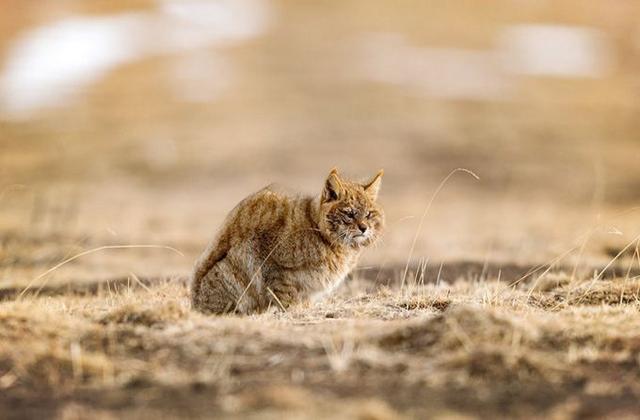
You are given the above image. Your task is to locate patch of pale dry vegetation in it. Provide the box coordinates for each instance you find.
[2,268,640,418]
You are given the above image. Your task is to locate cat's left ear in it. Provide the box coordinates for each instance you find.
[363,170,383,200]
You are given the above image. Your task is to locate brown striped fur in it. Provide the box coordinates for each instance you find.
[191,169,384,314]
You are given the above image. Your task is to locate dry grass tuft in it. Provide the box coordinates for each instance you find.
[0,308,114,390]
[378,305,539,353]
[530,278,640,308]
[567,279,640,306]
[99,300,189,327]
[529,272,573,293]
[442,346,569,386]
[376,305,575,387]
[390,296,451,312]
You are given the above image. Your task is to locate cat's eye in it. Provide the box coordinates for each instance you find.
[365,211,372,219]
[341,208,356,219]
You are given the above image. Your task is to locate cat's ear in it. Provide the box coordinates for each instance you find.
[322,168,343,203]
[363,170,383,200]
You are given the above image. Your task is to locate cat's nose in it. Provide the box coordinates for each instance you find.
[358,224,368,234]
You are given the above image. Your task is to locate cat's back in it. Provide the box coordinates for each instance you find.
[222,185,298,238]
[193,186,295,279]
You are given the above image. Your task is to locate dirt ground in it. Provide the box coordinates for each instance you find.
[2,1,640,418]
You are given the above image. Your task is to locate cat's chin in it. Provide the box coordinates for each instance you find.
[353,235,367,244]
[330,235,365,249]
[349,234,374,249]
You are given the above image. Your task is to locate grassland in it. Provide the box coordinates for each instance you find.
[4,260,640,419]
[3,0,640,418]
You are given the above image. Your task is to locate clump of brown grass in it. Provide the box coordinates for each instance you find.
[391,297,451,312]
[16,345,114,389]
[99,300,189,327]
[442,346,570,386]
[376,304,586,391]
[377,305,544,362]
[530,278,640,308]
[539,306,640,362]
[0,306,114,391]
[567,279,640,306]
[224,385,402,419]
[529,272,573,292]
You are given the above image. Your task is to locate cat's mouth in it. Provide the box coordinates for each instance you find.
[351,234,369,245]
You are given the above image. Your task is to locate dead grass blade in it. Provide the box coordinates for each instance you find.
[18,245,184,299]
[401,168,480,289]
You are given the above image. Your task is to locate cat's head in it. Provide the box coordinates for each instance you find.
[317,168,385,249]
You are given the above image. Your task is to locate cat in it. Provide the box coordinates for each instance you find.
[190,168,384,315]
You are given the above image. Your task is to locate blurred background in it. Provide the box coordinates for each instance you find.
[2,0,640,287]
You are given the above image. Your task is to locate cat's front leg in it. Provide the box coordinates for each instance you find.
[266,276,304,311]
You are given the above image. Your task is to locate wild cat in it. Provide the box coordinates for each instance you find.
[191,169,384,315]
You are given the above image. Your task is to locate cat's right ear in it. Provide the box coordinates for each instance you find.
[322,168,343,203]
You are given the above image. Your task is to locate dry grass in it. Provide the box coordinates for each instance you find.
[3,0,640,418]
[3,269,640,418]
